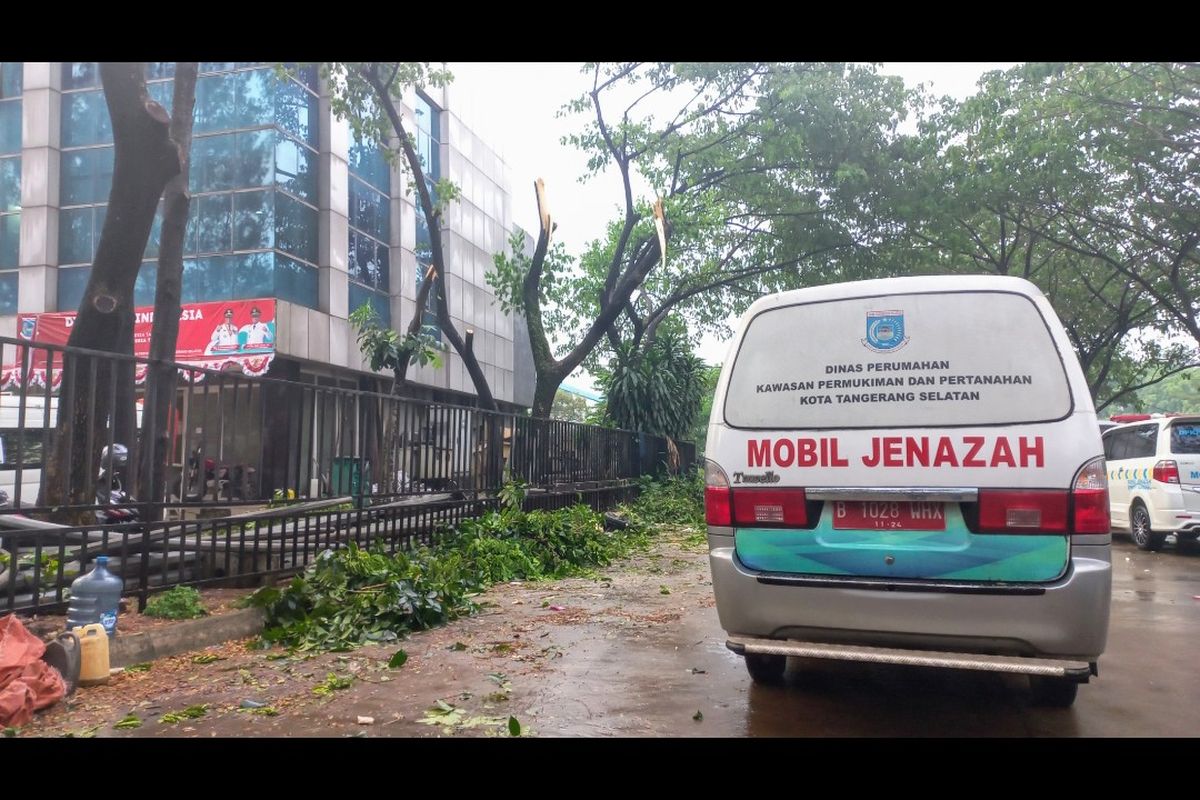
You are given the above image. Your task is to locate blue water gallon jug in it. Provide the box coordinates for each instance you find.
[66,556,123,637]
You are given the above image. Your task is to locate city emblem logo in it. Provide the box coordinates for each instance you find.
[18,317,35,340]
[862,310,909,353]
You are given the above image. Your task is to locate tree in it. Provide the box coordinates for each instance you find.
[885,63,1199,410]
[43,63,180,515]
[137,63,198,512]
[686,363,721,454]
[597,326,705,440]
[550,389,590,423]
[317,62,497,410]
[1110,368,1200,415]
[1040,64,1200,350]
[491,63,915,418]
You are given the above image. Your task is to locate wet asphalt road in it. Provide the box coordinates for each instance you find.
[514,535,1200,737]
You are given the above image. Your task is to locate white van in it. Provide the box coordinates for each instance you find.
[0,393,57,506]
[705,275,1111,707]
[1103,416,1200,550]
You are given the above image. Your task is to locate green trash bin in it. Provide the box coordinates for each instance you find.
[331,457,369,497]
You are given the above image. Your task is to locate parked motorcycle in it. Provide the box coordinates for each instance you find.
[95,444,140,527]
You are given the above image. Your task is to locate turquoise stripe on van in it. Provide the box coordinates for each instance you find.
[734,504,1069,583]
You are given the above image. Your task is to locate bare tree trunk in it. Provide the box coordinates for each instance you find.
[42,63,179,519]
[138,63,197,514]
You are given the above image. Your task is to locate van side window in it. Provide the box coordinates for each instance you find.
[0,430,46,467]
[1103,432,1118,460]
[1131,425,1158,458]
[1106,429,1133,460]
[1171,423,1200,455]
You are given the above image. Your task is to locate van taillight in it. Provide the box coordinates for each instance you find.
[704,459,732,526]
[1153,460,1180,484]
[731,488,808,527]
[1072,457,1110,534]
[978,490,1069,533]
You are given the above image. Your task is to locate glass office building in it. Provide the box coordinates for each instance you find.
[1,62,532,408]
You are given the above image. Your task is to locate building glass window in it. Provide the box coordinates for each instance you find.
[0,212,18,268]
[274,133,315,203]
[412,94,443,343]
[60,90,113,147]
[234,190,276,251]
[0,157,18,212]
[57,266,90,311]
[61,147,114,206]
[0,272,16,314]
[349,282,389,327]
[0,59,20,285]
[61,62,98,91]
[413,92,441,179]
[0,100,20,154]
[275,192,316,263]
[413,201,439,341]
[347,128,391,328]
[56,63,321,311]
[0,118,15,290]
[0,63,21,99]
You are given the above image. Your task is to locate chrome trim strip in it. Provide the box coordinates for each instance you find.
[804,487,979,502]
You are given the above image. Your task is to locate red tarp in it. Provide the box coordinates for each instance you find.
[0,614,65,728]
[3,298,277,391]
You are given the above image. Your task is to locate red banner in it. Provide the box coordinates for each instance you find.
[2,299,277,391]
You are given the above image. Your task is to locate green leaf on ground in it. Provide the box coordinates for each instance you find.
[113,715,142,730]
[659,585,671,595]
[388,649,408,669]
[312,672,354,696]
[236,705,280,716]
[161,705,210,724]
[124,663,152,673]
[508,716,521,736]
[64,725,101,738]
[192,653,225,664]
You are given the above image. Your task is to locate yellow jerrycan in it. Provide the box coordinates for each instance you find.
[73,623,110,687]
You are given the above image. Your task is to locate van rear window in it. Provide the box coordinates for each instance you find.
[1171,424,1200,454]
[723,291,1073,429]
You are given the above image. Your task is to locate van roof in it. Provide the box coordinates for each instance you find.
[739,275,1048,319]
[1104,415,1200,433]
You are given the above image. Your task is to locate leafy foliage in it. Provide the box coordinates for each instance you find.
[627,469,705,527]
[886,62,1200,408]
[144,586,207,620]
[160,705,209,724]
[349,303,443,378]
[598,328,706,439]
[1111,368,1200,415]
[550,390,591,423]
[246,503,652,652]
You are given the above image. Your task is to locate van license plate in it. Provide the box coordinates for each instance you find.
[831,501,947,531]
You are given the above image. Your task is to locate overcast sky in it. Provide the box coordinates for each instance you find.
[445,62,1017,387]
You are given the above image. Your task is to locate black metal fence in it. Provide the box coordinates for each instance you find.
[0,336,695,614]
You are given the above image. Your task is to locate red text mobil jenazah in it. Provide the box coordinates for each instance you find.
[747,436,1046,469]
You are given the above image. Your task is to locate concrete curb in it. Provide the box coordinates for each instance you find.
[110,608,266,668]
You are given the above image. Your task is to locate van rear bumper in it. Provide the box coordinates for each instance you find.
[708,532,1111,661]
[726,636,1094,680]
